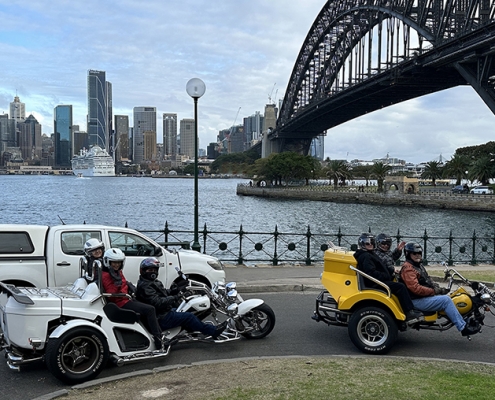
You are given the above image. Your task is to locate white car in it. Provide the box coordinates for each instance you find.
[470,186,493,194]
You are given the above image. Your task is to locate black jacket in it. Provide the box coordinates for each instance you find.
[136,277,178,316]
[354,248,394,286]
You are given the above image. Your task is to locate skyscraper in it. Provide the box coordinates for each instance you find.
[179,118,195,158]
[133,107,156,163]
[114,115,129,162]
[87,70,111,150]
[163,113,177,158]
[9,95,25,125]
[54,105,73,167]
[17,114,42,161]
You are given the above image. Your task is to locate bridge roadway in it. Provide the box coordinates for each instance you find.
[2,264,495,399]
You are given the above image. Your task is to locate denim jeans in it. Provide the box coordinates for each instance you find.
[412,295,466,331]
[159,311,216,336]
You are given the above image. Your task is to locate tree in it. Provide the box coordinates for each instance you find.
[468,156,495,185]
[351,165,373,186]
[325,160,350,189]
[421,161,443,186]
[371,162,391,193]
[442,154,470,185]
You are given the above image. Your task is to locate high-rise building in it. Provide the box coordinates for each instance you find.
[87,70,112,150]
[179,118,195,159]
[143,130,157,161]
[133,107,156,163]
[9,95,25,125]
[54,105,73,167]
[243,111,264,144]
[309,134,325,161]
[17,114,42,161]
[0,114,16,156]
[163,113,177,158]
[114,115,129,162]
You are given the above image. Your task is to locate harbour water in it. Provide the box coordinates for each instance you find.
[1,175,494,238]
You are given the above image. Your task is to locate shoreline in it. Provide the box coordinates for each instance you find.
[236,185,495,212]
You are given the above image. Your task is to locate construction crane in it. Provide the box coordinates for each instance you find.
[268,83,276,104]
[228,107,241,154]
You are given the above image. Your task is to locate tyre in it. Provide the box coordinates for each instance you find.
[348,306,398,354]
[45,327,109,384]
[240,303,276,339]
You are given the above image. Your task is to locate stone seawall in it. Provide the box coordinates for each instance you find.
[236,185,495,212]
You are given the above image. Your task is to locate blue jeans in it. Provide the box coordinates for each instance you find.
[412,295,466,331]
[158,311,216,336]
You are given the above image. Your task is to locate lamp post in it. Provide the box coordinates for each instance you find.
[186,78,206,252]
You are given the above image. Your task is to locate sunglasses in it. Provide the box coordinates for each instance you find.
[411,252,422,255]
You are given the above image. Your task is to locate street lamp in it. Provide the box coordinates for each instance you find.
[186,78,206,252]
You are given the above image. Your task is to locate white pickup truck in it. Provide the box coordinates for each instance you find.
[0,224,226,288]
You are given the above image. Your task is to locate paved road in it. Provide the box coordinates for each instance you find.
[2,265,495,399]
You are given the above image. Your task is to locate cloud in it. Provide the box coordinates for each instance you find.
[0,0,493,164]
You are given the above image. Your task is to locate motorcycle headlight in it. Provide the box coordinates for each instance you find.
[227,303,238,315]
[480,293,492,304]
[226,282,237,291]
[207,260,224,271]
[227,289,238,302]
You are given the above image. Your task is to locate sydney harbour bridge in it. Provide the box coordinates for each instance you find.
[258,0,495,156]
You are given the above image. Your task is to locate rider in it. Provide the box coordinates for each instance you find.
[400,242,480,337]
[136,257,227,339]
[101,248,164,349]
[354,233,423,322]
[82,238,105,282]
[374,233,405,271]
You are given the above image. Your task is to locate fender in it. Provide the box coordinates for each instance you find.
[238,298,264,316]
[49,318,108,340]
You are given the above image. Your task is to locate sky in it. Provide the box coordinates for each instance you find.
[0,0,494,165]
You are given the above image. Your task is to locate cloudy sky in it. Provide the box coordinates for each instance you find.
[0,0,493,164]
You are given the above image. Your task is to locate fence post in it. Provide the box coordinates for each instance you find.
[395,229,402,266]
[272,225,279,266]
[337,227,343,246]
[164,221,170,242]
[305,225,312,266]
[201,223,208,254]
[493,231,495,265]
[471,230,477,265]
[422,229,429,266]
[238,225,244,265]
[448,230,454,266]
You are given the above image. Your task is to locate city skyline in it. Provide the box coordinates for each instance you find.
[0,1,494,164]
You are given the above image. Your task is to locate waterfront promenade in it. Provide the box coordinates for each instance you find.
[236,184,495,212]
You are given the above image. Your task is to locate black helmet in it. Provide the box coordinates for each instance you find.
[358,233,375,250]
[140,257,162,281]
[404,242,423,259]
[376,233,392,248]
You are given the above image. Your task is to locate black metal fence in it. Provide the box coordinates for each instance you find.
[137,222,495,266]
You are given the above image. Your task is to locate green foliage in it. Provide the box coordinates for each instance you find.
[324,160,351,188]
[421,161,443,185]
[371,161,391,192]
[468,155,495,185]
[442,154,470,185]
[254,152,321,185]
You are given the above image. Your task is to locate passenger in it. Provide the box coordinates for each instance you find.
[101,248,164,349]
[374,233,405,271]
[353,233,423,322]
[400,242,480,336]
[82,238,105,282]
[136,258,227,339]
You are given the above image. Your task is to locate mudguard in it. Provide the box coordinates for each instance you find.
[49,319,108,340]
[238,299,264,316]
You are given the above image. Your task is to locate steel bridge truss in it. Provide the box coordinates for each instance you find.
[273,0,495,153]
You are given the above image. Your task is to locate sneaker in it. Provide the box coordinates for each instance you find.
[212,321,229,339]
[405,310,424,321]
[461,325,480,337]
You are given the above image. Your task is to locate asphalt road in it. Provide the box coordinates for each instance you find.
[3,291,495,400]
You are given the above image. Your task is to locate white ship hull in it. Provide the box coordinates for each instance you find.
[71,146,115,177]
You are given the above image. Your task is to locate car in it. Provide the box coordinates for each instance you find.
[452,185,469,194]
[470,186,493,194]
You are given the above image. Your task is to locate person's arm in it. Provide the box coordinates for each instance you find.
[358,253,390,281]
[401,265,435,297]
[102,273,120,294]
[140,284,178,314]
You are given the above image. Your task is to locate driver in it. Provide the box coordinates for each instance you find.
[136,257,227,339]
[354,233,423,322]
[399,242,480,337]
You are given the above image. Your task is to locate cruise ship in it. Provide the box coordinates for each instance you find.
[71,146,115,177]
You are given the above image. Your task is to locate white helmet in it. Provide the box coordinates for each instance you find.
[84,238,105,257]
[103,248,126,270]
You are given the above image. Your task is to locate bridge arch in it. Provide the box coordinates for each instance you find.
[270,0,495,155]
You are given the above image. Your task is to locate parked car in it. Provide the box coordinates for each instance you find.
[452,185,469,194]
[470,186,493,194]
